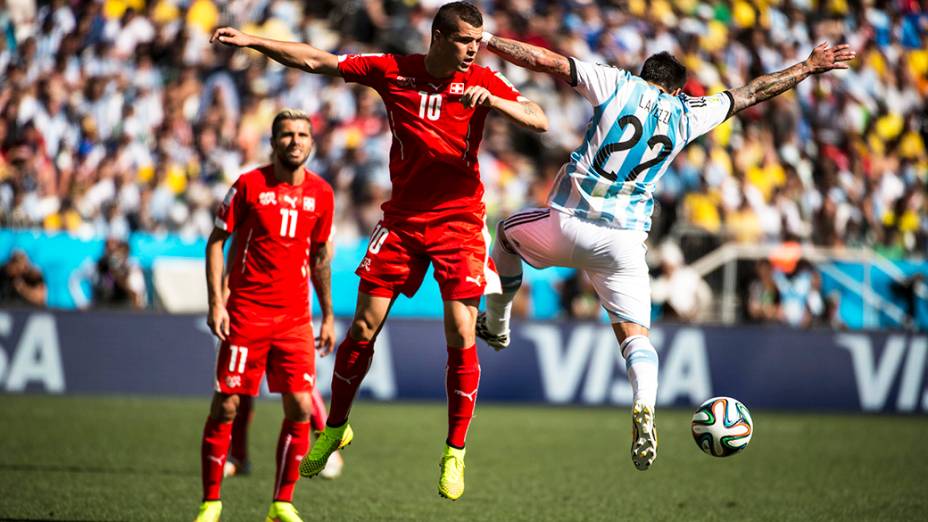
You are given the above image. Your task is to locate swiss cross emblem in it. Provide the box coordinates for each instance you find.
[449,83,465,95]
[303,197,315,211]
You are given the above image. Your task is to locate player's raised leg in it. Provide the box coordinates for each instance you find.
[300,291,393,478]
[440,298,481,500]
[479,209,564,351]
[196,392,239,521]
[266,391,312,522]
[613,322,659,471]
[477,222,524,349]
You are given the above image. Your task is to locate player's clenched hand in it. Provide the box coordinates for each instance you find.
[210,27,253,48]
[461,86,495,109]
[804,42,856,74]
[316,316,336,356]
[207,305,231,341]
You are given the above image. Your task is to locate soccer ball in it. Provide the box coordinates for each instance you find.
[691,396,753,457]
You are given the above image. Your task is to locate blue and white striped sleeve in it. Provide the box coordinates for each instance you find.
[569,57,629,106]
[681,91,734,143]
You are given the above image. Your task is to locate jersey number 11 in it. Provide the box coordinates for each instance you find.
[279,209,298,238]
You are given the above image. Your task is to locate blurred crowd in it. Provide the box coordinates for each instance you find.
[0,0,925,320]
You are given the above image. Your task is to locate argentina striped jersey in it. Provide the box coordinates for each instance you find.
[548,58,734,231]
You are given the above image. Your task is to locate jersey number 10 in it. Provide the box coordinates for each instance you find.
[418,91,442,121]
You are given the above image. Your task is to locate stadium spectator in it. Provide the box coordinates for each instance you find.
[651,241,713,322]
[0,0,923,323]
[773,259,825,328]
[92,237,146,309]
[0,249,46,307]
[745,259,782,323]
[803,267,844,330]
[890,272,927,331]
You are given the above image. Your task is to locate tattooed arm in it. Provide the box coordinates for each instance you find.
[310,240,336,355]
[460,85,548,132]
[491,96,548,132]
[729,42,855,114]
[485,35,573,84]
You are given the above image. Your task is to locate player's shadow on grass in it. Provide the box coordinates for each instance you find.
[0,462,191,477]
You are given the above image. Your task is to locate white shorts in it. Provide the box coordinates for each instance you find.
[500,208,651,328]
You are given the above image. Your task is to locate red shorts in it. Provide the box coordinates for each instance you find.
[214,305,315,396]
[355,210,501,300]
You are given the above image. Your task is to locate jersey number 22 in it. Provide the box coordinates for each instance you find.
[593,114,672,183]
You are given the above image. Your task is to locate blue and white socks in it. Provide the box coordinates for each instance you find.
[621,335,659,408]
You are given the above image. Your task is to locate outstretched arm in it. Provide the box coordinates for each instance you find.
[484,34,572,84]
[210,27,341,76]
[729,42,855,114]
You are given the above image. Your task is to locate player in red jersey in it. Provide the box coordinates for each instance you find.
[211,1,548,500]
[218,259,344,482]
[194,109,336,522]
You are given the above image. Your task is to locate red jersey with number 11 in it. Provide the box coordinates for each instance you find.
[215,165,334,315]
[338,53,524,215]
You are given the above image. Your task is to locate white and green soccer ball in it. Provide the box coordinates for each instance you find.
[691,396,753,457]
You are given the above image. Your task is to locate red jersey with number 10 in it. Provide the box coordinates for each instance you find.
[215,165,335,315]
[337,53,524,215]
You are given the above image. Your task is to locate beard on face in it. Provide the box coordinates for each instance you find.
[275,147,309,169]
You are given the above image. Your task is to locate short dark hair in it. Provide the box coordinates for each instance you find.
[639,52,687,92]
[432,1,483,35]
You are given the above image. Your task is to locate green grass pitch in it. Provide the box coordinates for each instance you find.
[1,395,926,521]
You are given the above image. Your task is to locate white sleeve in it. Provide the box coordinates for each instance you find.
[569,57,630,106]
[681,92,734,143]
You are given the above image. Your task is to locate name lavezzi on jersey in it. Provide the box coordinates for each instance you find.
[549,58,732,232]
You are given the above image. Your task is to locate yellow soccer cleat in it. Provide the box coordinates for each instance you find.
[265,501,303,522]
[631,400,658,471]
[300,424,353,478]
[438,444,466,501]
[193,500,221,522]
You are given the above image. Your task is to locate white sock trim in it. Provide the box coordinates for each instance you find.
[620,335,648,357]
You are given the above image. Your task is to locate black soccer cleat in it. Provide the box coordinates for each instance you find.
[475,312,510,351]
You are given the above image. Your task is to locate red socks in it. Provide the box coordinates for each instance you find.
[201,417,233,501]
[229,395,254,465]
[327,337,374,426]
[446,345,480,448]
[309,386,328,432]
[272,420,310,502]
